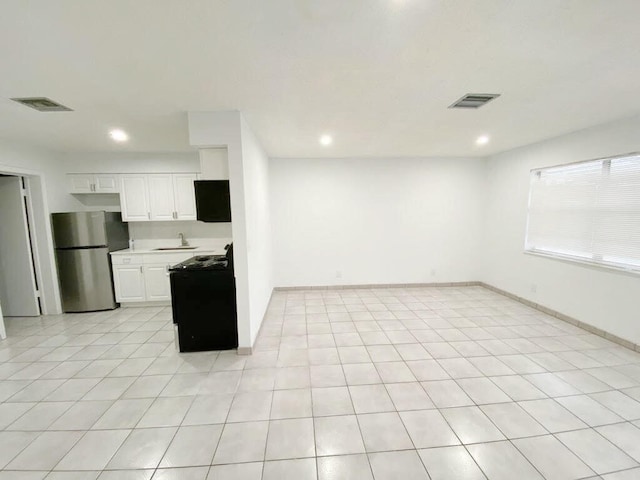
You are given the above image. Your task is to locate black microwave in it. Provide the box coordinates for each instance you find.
[194,180,232,222]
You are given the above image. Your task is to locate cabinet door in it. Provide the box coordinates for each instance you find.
[173,174,198,221]
[113,265,146,302]
[94,174,119,193]
[68,174,95,194]
[148,174,176,221]
[120,175,150,221]
[144,265,171,301]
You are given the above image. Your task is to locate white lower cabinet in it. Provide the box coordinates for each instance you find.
[143,264,171,301]
[112,251,212,304]
[112,265,146,302]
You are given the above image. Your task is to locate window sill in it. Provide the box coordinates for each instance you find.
[524,249,640,277]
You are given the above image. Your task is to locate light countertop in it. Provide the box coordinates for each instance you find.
[110,245,225,255]
[110,237,231,256]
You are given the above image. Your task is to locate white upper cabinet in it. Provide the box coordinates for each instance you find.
[94,175,119,193]
[68,174,94,193]
[119,173,197,222]
[173,174,198,220]
[68,174,119,194]
[120,175,150,221]
[148,174,175,221]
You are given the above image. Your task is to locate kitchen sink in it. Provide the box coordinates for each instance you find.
[153,246,197,251]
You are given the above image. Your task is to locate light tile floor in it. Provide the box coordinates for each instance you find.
[1,286,640,479]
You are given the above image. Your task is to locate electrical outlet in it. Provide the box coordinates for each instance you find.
[531,283,537,293]
[336,270,342,279]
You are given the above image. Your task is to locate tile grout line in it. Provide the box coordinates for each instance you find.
[3,288,640,478]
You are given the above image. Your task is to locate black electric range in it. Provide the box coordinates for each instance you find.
[169,245,237,351]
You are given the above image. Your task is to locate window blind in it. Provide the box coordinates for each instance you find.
[525,153,640,272]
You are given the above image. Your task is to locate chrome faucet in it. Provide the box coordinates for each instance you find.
[179,232,189,247]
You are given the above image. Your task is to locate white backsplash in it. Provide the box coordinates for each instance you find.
[127,221,232,250]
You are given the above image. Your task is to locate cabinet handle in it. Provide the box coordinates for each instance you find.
[173,211,177,219]
[91,183,95,192]
[140,266,143,273]
[147,212,151,220]
[165,264,170,276]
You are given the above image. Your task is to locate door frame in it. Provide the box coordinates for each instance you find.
[0,175,41,317]
[0,163,62,338]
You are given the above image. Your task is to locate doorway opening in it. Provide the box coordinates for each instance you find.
[0,175,42,318]
[0,165,61,341]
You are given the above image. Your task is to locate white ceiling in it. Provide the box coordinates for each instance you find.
[1,0,640,157]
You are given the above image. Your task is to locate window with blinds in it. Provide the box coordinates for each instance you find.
[525,153,640,272]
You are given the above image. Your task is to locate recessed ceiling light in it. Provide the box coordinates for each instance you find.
[109,129,129,142]
[319,134,333,146]
[476,135,490,145]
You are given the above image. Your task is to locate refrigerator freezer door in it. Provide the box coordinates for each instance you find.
[56,247,116,312]
[52,211,108,248]
[104,211,130,252]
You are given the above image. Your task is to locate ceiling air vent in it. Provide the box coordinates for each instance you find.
[449,93,500,109]
[11,97,73,112]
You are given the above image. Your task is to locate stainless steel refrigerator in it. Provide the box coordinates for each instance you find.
[52,211,129,312]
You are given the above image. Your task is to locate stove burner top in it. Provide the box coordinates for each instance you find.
[170,255,229,271]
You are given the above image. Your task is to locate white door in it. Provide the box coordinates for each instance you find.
[144,265,171,301]
[120,175,150,221]
[0,176,40,316]
[173,174,198,220]
[68,174,95,194]
[95,174,119,193]
[148,175,176,221]
[113,265,146,302]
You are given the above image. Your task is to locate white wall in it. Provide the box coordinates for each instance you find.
[188,111,273,350]
[0,140,78,212]
[62,152,200,174]
[270,157,486,287]
[128,221,232,243]
[240,116,273,345]
[200,148,229,179]
[483,114,640,345]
